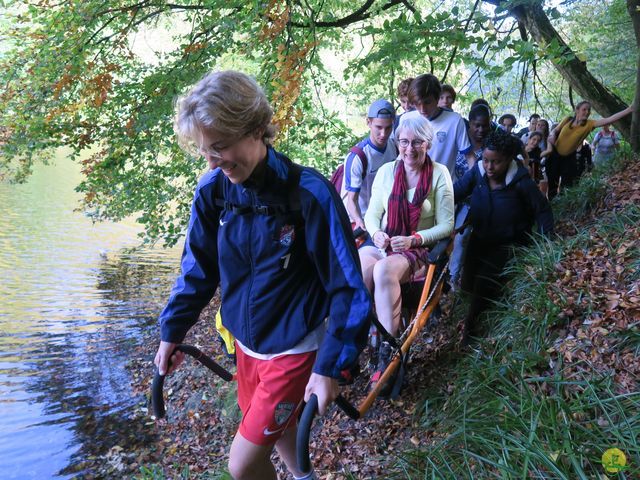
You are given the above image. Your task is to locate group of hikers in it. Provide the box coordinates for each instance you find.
[153,70,635,480]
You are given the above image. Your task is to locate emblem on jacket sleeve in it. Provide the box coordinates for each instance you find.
[279,224,295,246]
[274,401,295,425]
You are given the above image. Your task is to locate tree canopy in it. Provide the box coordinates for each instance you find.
[1,0,637,244]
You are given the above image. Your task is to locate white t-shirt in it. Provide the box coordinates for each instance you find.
[340,137,397,220]
[402,109,472,180]
[236,323,325,360]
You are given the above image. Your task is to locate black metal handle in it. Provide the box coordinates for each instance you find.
[152,369,169,418]
[151,344,233,419]
[353,227,367,239]
[296,393,360,474]
[296,393,318,475]
[427,237,451,264]
[335,395,360,421]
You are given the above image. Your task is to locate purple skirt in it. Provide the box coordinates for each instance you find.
[389,246,430,279]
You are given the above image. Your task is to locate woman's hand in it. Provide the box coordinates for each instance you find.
[154,341,185,376]
[353,218,366,231]
[390,235,413,252]
[372,230,390,249]
[304,373,339,416]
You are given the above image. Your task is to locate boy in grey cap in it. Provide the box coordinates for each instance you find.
[341,99,398,234]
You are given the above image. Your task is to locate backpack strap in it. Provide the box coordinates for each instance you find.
[555,116,571,136]
[593,131,601,143]
[212,158,303,223]
[349,145,368,180]
[284,160,303,225]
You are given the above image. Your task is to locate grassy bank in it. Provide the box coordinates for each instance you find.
[395,152,640,479]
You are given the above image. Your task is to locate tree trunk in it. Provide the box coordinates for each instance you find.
[499,1,634,144]
[627,0,640,152]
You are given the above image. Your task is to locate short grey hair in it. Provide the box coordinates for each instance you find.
[174,70,276,153]
[396,114,434,148]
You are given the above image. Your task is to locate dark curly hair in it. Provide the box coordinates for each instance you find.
[483,129,521,158]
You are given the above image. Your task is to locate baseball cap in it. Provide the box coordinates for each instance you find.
[367,99,395,119]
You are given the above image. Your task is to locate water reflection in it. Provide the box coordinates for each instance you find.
[0,154,182,478]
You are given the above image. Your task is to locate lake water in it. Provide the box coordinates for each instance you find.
[0,153,182,478]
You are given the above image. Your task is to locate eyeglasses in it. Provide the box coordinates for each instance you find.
[198,131,252,159]
[398,139,426,149]
[199,144,230,160]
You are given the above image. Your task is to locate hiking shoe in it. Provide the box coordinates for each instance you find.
[370,341,396,398]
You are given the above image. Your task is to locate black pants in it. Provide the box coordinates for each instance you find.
[546,150,580,200]
[461,238,514,339]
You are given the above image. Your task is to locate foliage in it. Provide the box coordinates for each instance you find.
[393,155,640,479]
[0,0,636,244]
[552,147,632,222]
[563,0,636,102]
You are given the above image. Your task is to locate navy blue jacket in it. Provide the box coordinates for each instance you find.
[159,147,372,378]
[454,159,554,245]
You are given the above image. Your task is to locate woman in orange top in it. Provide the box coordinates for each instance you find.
[541,100,634,199]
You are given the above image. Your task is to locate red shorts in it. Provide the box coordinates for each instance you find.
[236,346,316,446]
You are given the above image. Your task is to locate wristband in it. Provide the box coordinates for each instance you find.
[412,233,422,247]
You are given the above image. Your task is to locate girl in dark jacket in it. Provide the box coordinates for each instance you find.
[454,130,554,344]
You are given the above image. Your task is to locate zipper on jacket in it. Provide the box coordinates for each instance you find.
[245,189,256,351]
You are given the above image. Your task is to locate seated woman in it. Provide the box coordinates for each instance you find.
[454,130,554,345]
[360,114,454,388]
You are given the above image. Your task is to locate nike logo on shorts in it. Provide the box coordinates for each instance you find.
[263,426,286,436]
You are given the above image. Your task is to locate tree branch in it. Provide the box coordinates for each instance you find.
[441,0,480,83]
[486,0,633,140]
[531,60,545,116]
[290,0,406,28]
[400,0,417,14]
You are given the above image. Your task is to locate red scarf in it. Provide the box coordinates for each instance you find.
[385,158,433,238]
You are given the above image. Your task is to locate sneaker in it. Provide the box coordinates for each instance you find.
[370,341,396,398]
